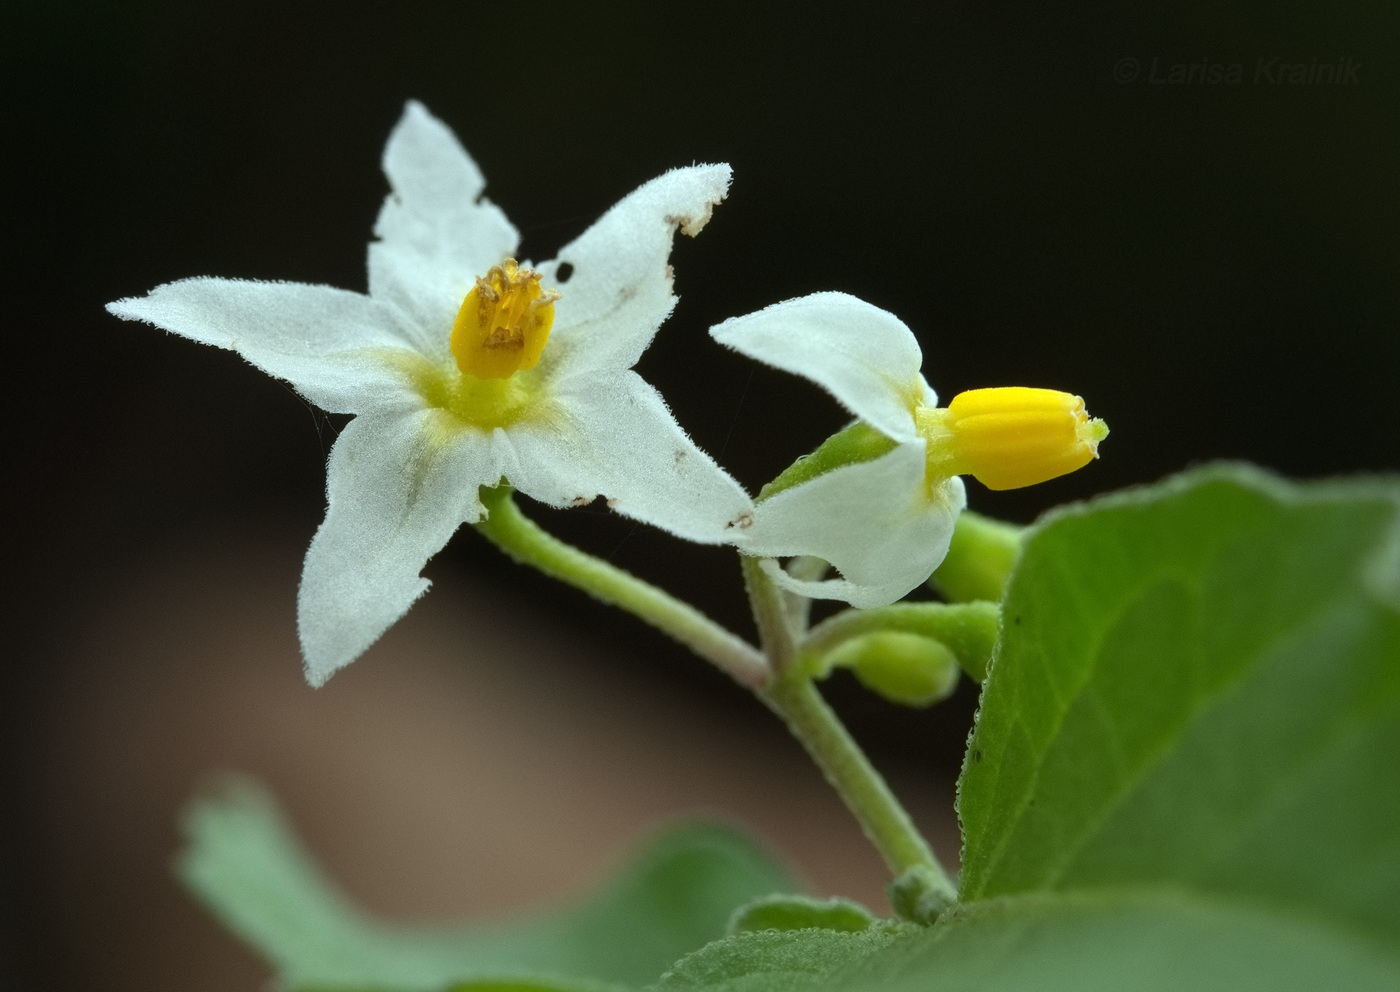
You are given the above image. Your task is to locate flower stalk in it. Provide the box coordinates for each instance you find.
[476,486,769,688]
[742,554,958,918]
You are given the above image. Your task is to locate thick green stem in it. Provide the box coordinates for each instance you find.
[764,676,954,900]
[475,487,769,688]
[743,555,958,916]
[741,555,799,675]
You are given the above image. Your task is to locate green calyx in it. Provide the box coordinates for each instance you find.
[759,420,898,502]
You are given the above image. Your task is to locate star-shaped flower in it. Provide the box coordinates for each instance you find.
[713,292,1106,607]
[109,101,752,685]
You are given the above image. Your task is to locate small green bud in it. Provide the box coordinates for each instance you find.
[728,894,877,935]
[823,631,960,707]
[889,865,956,924]
[930,511,1025,602]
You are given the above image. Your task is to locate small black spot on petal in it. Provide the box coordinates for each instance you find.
[555,261,574,283]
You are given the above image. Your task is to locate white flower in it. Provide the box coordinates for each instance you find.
[712,292,1106,608]
[713,293,965,607]
[108,101,753,685]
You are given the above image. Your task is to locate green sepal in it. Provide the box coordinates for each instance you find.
[760,421,897,502]
[727,894,878,935]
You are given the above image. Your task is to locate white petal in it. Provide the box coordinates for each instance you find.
[107,278,424,414]
[504,370,754,543]
[367,101,520,354]
[740,443,966,608]
[710,293,933,441]
[535,164,731,376]
[298,410,508,685]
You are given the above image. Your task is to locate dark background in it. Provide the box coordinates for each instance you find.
[6,2,1399,989]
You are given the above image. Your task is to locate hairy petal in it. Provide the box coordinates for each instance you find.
[743,444,966,608]
[298,411,506,685]
[368,100,519,355]
[107,277,424,415]
[710,293,933,441]
[504,370,754,543]
[537,164,732,377]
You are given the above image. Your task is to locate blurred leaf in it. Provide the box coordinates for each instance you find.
[181,779,792,991]
[958,465,1400,946]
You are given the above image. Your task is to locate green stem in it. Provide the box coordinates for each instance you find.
[742,555,958,915]
[475,486,769,688]
[781,556,829,635]
[764,675,954,897]
[741,555,799,675]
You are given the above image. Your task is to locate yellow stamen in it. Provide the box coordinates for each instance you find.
[450,259,560,379]
[916,387,1109,491]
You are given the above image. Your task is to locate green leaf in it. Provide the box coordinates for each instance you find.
[651,892,1400,992]
[957,465,1400,946]
[180,778,793,991]
[653,926,915,992]
[829,891,1400,992]
[726,895,877,934]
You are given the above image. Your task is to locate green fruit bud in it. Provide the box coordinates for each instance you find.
[823,631,960,707]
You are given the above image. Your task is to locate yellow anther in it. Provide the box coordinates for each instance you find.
[916,387,1108,491]
[450,259,560,380]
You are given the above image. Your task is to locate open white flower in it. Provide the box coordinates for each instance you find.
[109,101,752,685]
[713,292,1106,608]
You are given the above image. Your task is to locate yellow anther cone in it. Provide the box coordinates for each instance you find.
[451,259,559,380]
[921,387,1108,491]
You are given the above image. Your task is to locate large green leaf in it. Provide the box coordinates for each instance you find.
[653,890,1400,992]
[653,926,914,992]
[957,465,1400,945]
[836,891,1400,992]
[180,779,792,991]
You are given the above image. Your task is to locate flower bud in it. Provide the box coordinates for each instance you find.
[821,631,961,707]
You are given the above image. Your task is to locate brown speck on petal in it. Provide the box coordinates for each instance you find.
[667,197,719,236]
